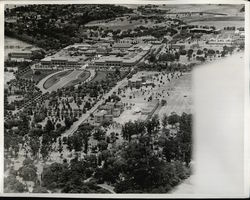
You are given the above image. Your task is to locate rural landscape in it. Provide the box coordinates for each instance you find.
[4,4,244,194]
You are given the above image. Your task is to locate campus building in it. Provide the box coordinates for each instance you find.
[94,101,124,124]
[207,37,234,46]
[92,44,152,68]
[40,56,80,69]
[9,51,32,60]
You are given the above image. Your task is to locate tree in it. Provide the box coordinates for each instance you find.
[67,133,83,152]
[187,49,193,60]
[159,53,175,62]
[98,140,108,151]
[93,128,106,141]
[167,113,180,127]
[207,49,215,56]
[121,121,135,141]
[196,49,203,55]
[179,49,186,55]
[41,162,68,190]
[146,115,160,136]
[162,138,179,162]
[4,175,27,193]
[162,114,168,128]
[18,163,37,182]
[32,186,48,193]
[28,136,40,157]
[44,119,54,132]
[64,117,73,129]
[115,140,179,193]
[78,123,94,153]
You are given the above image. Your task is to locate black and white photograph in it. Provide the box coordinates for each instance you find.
[2,0,247,197]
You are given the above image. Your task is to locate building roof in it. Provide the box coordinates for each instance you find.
[95,110,107,116]
[113,43,132,48]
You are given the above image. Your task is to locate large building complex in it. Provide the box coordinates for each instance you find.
[92,43,152,68]
[40,56,80,69]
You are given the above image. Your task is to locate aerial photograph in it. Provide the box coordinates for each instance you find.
[3,3,244,194]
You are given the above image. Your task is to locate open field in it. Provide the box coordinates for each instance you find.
[43,70,73,89]
[86,16,164,31]
[188,19,244,29]
[63,70,91,88]
[114,102,156,125]
[4,72,15,85]
[115,71,192,123]
[158,73,192,118]
[160,4,244,15]
[21,69,58,83]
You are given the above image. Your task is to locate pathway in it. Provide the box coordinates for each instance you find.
[61,77,128,138]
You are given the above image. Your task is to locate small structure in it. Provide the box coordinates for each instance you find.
[94,101,124,124]
[128,77,143,88]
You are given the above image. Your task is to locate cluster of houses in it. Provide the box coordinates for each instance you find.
[94,101,124,124]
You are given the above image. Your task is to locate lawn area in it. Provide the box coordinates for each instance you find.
[85,16,158,31]
[43,70,73,89]
[64,70,91,88]
[21,69,58,83]
[91,71,109,83]
[91,70,129,83]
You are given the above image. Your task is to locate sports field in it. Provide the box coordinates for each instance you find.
[63,70,91,88]
[43,70,73,89]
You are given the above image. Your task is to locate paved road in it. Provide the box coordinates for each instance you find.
[61,77,128,138]
[37,67,95,93]
[97,184,115,194]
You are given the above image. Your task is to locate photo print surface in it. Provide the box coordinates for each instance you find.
[3,3,244,194]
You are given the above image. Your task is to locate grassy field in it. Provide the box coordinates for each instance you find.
[91,70,128,83]
[64,70,91,88]
[85,16,158,31]
[91,71,109,83]
[21,69,58,83]
[158,73,192,118]
[43,70,73,89]
[188,19,244,29]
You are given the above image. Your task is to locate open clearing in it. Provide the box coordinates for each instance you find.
[115,71,192,124]
[158,73,192,118]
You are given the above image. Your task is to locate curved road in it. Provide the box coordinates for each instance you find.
[36,69,72,93]
[37,68,95,93]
